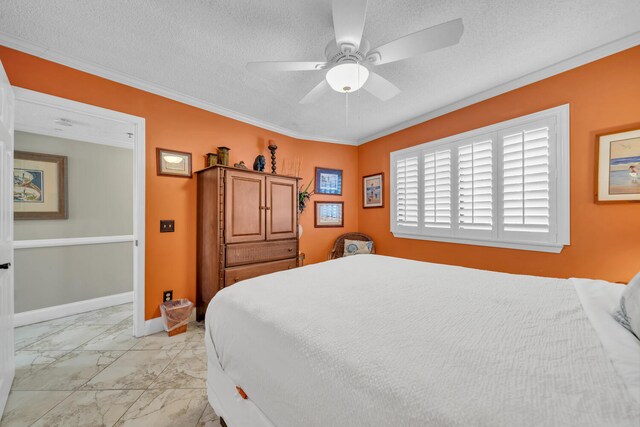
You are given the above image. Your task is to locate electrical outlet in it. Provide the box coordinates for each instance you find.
[160,220,175,233]
[163,290,173,302]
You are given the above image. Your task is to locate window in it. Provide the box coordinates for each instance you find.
[458,137,493,233]
[395,156,419,229]
[423,149,451,229]
[390,105,569,253]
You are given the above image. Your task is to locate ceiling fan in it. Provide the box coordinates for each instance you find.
[247,0,464,105]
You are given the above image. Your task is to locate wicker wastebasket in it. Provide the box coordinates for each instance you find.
[160,299,193,336]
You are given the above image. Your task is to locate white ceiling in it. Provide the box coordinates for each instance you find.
[1,0,639,145]
[15,99,136,148]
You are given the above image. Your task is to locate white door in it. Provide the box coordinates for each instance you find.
[0,60,15,418]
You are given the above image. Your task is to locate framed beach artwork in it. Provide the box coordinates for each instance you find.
[14,151,68,220]
[596,128,640,203]
[315,167,342,195]
[363,172,384,208]
[157,148,192,178]
[314,201,344,228]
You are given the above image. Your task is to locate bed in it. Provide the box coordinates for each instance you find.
[204,254,640,427]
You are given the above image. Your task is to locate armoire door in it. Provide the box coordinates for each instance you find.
[225,170,266,244]
[266,176,297,241]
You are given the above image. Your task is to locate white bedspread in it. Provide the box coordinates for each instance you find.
[206,255,640,426]
[573,278,640,403]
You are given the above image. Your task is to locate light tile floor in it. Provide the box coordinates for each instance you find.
[1,303,220,427]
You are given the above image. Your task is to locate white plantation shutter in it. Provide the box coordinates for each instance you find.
[502,127,550,231]
[390,105,568,252]
[395,156,419,228]
[423,149,451,230]
[457,139,493,232]
[500,118,557,242]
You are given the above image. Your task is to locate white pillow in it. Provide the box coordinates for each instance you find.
[614,272,640,339]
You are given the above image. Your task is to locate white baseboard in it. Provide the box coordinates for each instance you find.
[142,317,164,337]
[14,291,134,327]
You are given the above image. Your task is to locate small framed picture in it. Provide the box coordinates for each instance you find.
[596,128,640,203]
[314,201,344,228]
[14,151,68,220]
[315,167,342,195]
[363,172,384,208]
[157,148,192,178]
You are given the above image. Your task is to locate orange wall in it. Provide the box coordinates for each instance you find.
[358,46,640,284]
[3,43,639,319]
[0,47,358,319]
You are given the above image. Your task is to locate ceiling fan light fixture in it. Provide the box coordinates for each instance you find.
[325,62,369,93]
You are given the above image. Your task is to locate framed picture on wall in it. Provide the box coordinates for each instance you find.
[14,151,68,220]
[596,128,640,203]
[363,172,384,208]
[157,148,192,178]
[315,167,342,195]
[314,201,344,228]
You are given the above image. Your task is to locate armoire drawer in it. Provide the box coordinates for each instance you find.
[224,258,297,286]
[226,240,297,267]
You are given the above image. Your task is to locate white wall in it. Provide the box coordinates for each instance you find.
[14,132,133,239]
[14,131,133,313]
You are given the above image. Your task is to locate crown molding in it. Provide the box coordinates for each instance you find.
[0,32,358,146]
[1,31,638,147]
[357,31,640,145]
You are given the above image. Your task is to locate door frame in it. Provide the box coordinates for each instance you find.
[0,58,15,419]
[12,88,147,337]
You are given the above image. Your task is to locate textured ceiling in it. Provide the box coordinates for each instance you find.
[1,0,639,144]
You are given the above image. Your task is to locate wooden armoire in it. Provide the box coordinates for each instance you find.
[196,165,300,319]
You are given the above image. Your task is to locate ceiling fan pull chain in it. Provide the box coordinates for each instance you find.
[345,90,349,128]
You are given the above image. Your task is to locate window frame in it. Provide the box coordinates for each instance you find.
[390,104,570,253]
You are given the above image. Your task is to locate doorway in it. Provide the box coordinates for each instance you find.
[12,88,146,337]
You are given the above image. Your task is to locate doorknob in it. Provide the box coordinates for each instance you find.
[0,263,11,270]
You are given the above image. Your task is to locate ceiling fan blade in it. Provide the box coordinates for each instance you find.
[363,71,400,101]
[332,0,368,53]
[299,80,330,104]
[367,18,463,66]
[247,61,328,72]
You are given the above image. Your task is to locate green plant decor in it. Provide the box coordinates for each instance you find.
[298,179,314,214]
